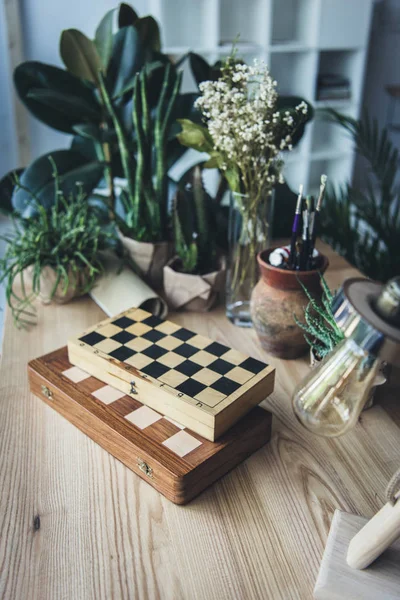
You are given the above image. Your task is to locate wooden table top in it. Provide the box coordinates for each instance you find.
[1,241,399,600]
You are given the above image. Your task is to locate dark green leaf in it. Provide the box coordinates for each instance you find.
[276,96,314,147]
[14,61,100,133]
[118,3,139,27]
[0,169,24,215]
[94,8,115,68]
[12,150,104,216]
[135,16,161,51]
[106,26,144,98]
[27,88,101,123]
[60,29,102,84]
[188,52,212,86]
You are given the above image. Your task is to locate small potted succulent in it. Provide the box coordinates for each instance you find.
[295,275,388,407]
[163,166,226,312]
[294,275,344,365]
[0,161,117,327]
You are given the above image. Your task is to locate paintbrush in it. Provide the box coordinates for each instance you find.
[289,184,303,268]
[309,174,327,266]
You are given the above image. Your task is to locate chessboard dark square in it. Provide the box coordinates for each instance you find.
[176,378,206,398]
[80,332,106,346]
[175,360,202,377]
[111,330,135,345]
[174,343,198,358]
[239,357,266,374]
[142,315,164,328]
[208,358,234,375]
[204,341,229,357]
[142,344,168,360]
[142,329,166,343]
[109,346,136,362]
[112,316,135,329]
[211,377,241,396]
[172,328,196,342]
[141,361,170,379]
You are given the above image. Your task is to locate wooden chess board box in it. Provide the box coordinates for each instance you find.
[28,347,273,504]
[67,308,275,441]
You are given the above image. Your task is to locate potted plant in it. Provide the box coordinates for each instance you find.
[294,275,388,407]
[163,166,226,312]
[0,160,117,327]
[99,63,187,289]
[177,54,313,325]
[294,274,344,365]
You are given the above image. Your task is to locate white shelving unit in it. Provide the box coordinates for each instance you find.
[149,0,374,195]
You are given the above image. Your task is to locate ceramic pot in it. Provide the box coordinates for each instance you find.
[163,258,226,312]
[250,248,329,359]
[118,230,173,290]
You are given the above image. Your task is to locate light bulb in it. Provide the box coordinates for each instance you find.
[292,338,380,437]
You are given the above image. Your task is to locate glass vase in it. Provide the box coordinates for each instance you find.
[225,191,273,327]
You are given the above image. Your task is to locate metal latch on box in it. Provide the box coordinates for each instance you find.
[137,459,153,478]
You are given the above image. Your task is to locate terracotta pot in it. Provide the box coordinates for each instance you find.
[118,230,173,290]
[163,258,226,312]
[27,265,92,305]
[250,248,329,359]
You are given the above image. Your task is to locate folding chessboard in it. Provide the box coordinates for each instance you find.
[28,347,273,504]
[68,308,275,441]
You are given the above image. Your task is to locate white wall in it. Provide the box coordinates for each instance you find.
[0,2,19,178]
[19,0,147,161]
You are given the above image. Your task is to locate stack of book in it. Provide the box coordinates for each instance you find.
[316,74,351,101]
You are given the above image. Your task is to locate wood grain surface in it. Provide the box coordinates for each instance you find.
[1,241,399,600]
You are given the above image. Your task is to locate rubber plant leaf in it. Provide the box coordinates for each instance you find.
[60,29,103,84]
[27,88,101,124]
[106,25,144,98]
[12,150,104,217]
[14,61,100,133]
[135,16,161,52]
[94,3,139,69]
[0,169,24,215]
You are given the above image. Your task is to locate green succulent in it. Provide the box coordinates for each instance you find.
[0,158,117,328]
[295,275,344,360]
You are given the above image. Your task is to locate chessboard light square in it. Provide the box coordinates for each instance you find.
[222,348,248,365]
[92,385,125,404]
[98,323,122,338]
[62,366,90,383]
[125,337,153,352]
[155,320,180,335]
[194,386,226,407]
[125,406,162,429]
[225,366,253,385]
[192,367,221,386]
[162,430,202,457]
[159,369,188,388]
[131,308,151,321]
[191,350,216,367]
[126,322,152,336]
[156,335,182,351]
[124,353,154,370]
[158,351,186,368]
[94,338,122,354]
[189,334,211,350]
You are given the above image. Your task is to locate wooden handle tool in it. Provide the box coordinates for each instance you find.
[347,469,400,569]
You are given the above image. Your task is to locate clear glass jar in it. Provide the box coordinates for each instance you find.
[292,337,380,437]
[225,191,273,327]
